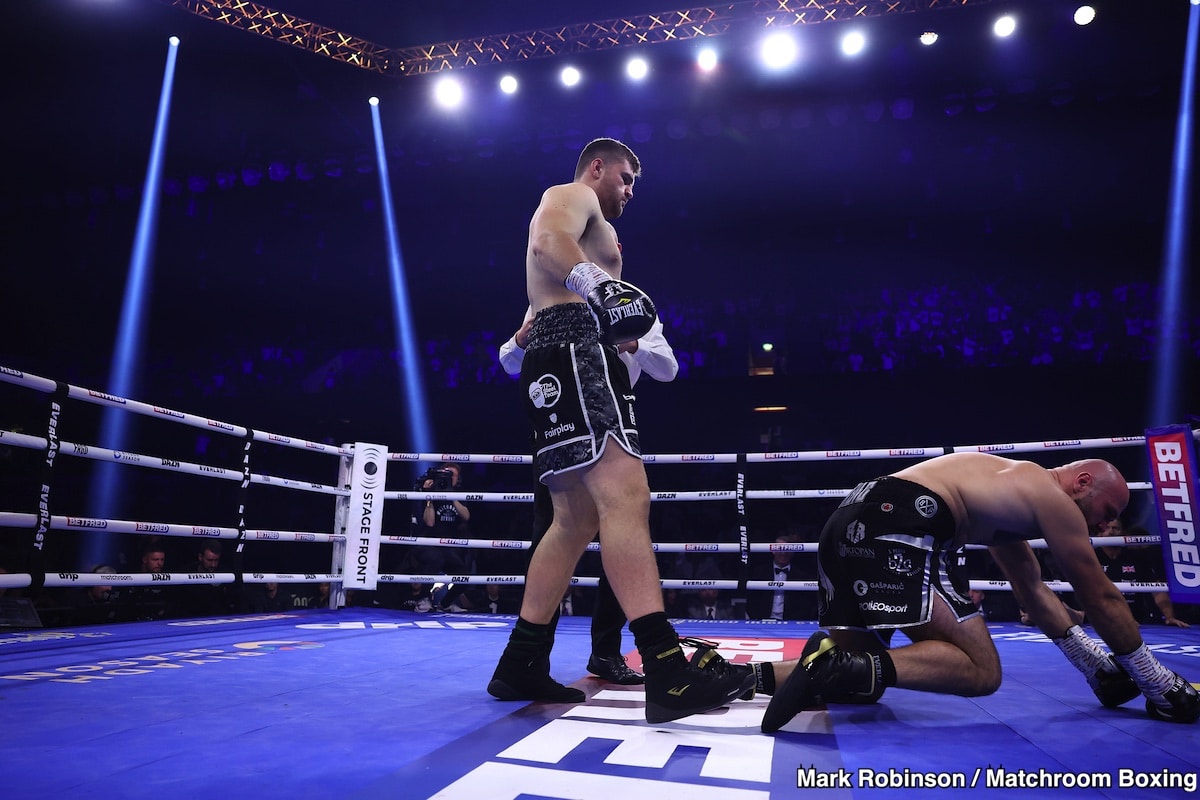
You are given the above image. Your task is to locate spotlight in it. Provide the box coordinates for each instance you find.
[919,31,939,46]
[1073,6,1096,25]
[760,31,799,71]
[840,32,866,57]
[993,15,1017,38]
[626,57,649,81]
[368,96,379,106]
[168,36,180,47]
[433,76,465,109]
[560,66,582,87]
[697,47,718,72]
[499,75,518,94]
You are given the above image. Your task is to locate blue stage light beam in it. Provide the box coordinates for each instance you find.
[85,36,180,569]
[1151,3,1197,427]
[368,97,433,457]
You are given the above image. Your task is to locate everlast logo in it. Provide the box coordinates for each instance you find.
[36,484,50,550]
[199,465,225,474]
[698,491,724,498]
[682,579,716,587]
[606,297,648,324]
[45,401,61,469]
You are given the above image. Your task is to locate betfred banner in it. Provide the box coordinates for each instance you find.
[342,442,388,591]
[1145,425,1200,604]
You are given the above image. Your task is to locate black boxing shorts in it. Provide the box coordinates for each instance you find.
[521,303,640,482]
[816,476,978,630]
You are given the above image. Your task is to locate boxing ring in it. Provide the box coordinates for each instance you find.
[1,363,1198,799]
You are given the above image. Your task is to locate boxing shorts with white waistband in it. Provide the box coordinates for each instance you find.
[816,476,978,630]
[521,303,640,482]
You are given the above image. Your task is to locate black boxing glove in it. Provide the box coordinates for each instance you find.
[564,261,657,345]
[1114,643,1200,724]
[1052,626,1139,707]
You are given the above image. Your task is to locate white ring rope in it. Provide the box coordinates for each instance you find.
[1,362,1193,603]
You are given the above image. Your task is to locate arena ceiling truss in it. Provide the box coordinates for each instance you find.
[158,0,1002,77]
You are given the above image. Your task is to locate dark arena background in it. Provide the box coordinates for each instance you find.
[1,2,1198,798]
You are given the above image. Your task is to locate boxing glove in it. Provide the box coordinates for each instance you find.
[1114,643,1200,723]
[565,261,657,345]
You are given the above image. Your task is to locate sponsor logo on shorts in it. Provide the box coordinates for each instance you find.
[886,549,920,577]
[839,543,875,558]
[915,495,938,518]
[543,422,577,440]
[870,581,905,593]
[881,502,894,512]
[854,580,869,596]
[529,374,562,409]
[846,521,866,544]
[859,600,909,614]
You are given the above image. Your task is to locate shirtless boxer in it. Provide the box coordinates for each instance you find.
[486,138,752,723]
[756,453,1198,731]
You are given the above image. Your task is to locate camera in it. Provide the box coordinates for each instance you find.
[420,468,455,492]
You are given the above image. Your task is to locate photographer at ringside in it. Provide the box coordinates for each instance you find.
[417,463,471,577]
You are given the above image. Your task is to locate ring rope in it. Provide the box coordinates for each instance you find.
[1,361,1194,609]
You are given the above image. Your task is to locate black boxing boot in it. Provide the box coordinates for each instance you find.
[633,615,755,724]
[488,617,585,703]
[682,636,757,700]
[762,632,891,733]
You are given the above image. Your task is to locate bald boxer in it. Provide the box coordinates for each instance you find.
[487,137,752,723]
[758,453,1198,731]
